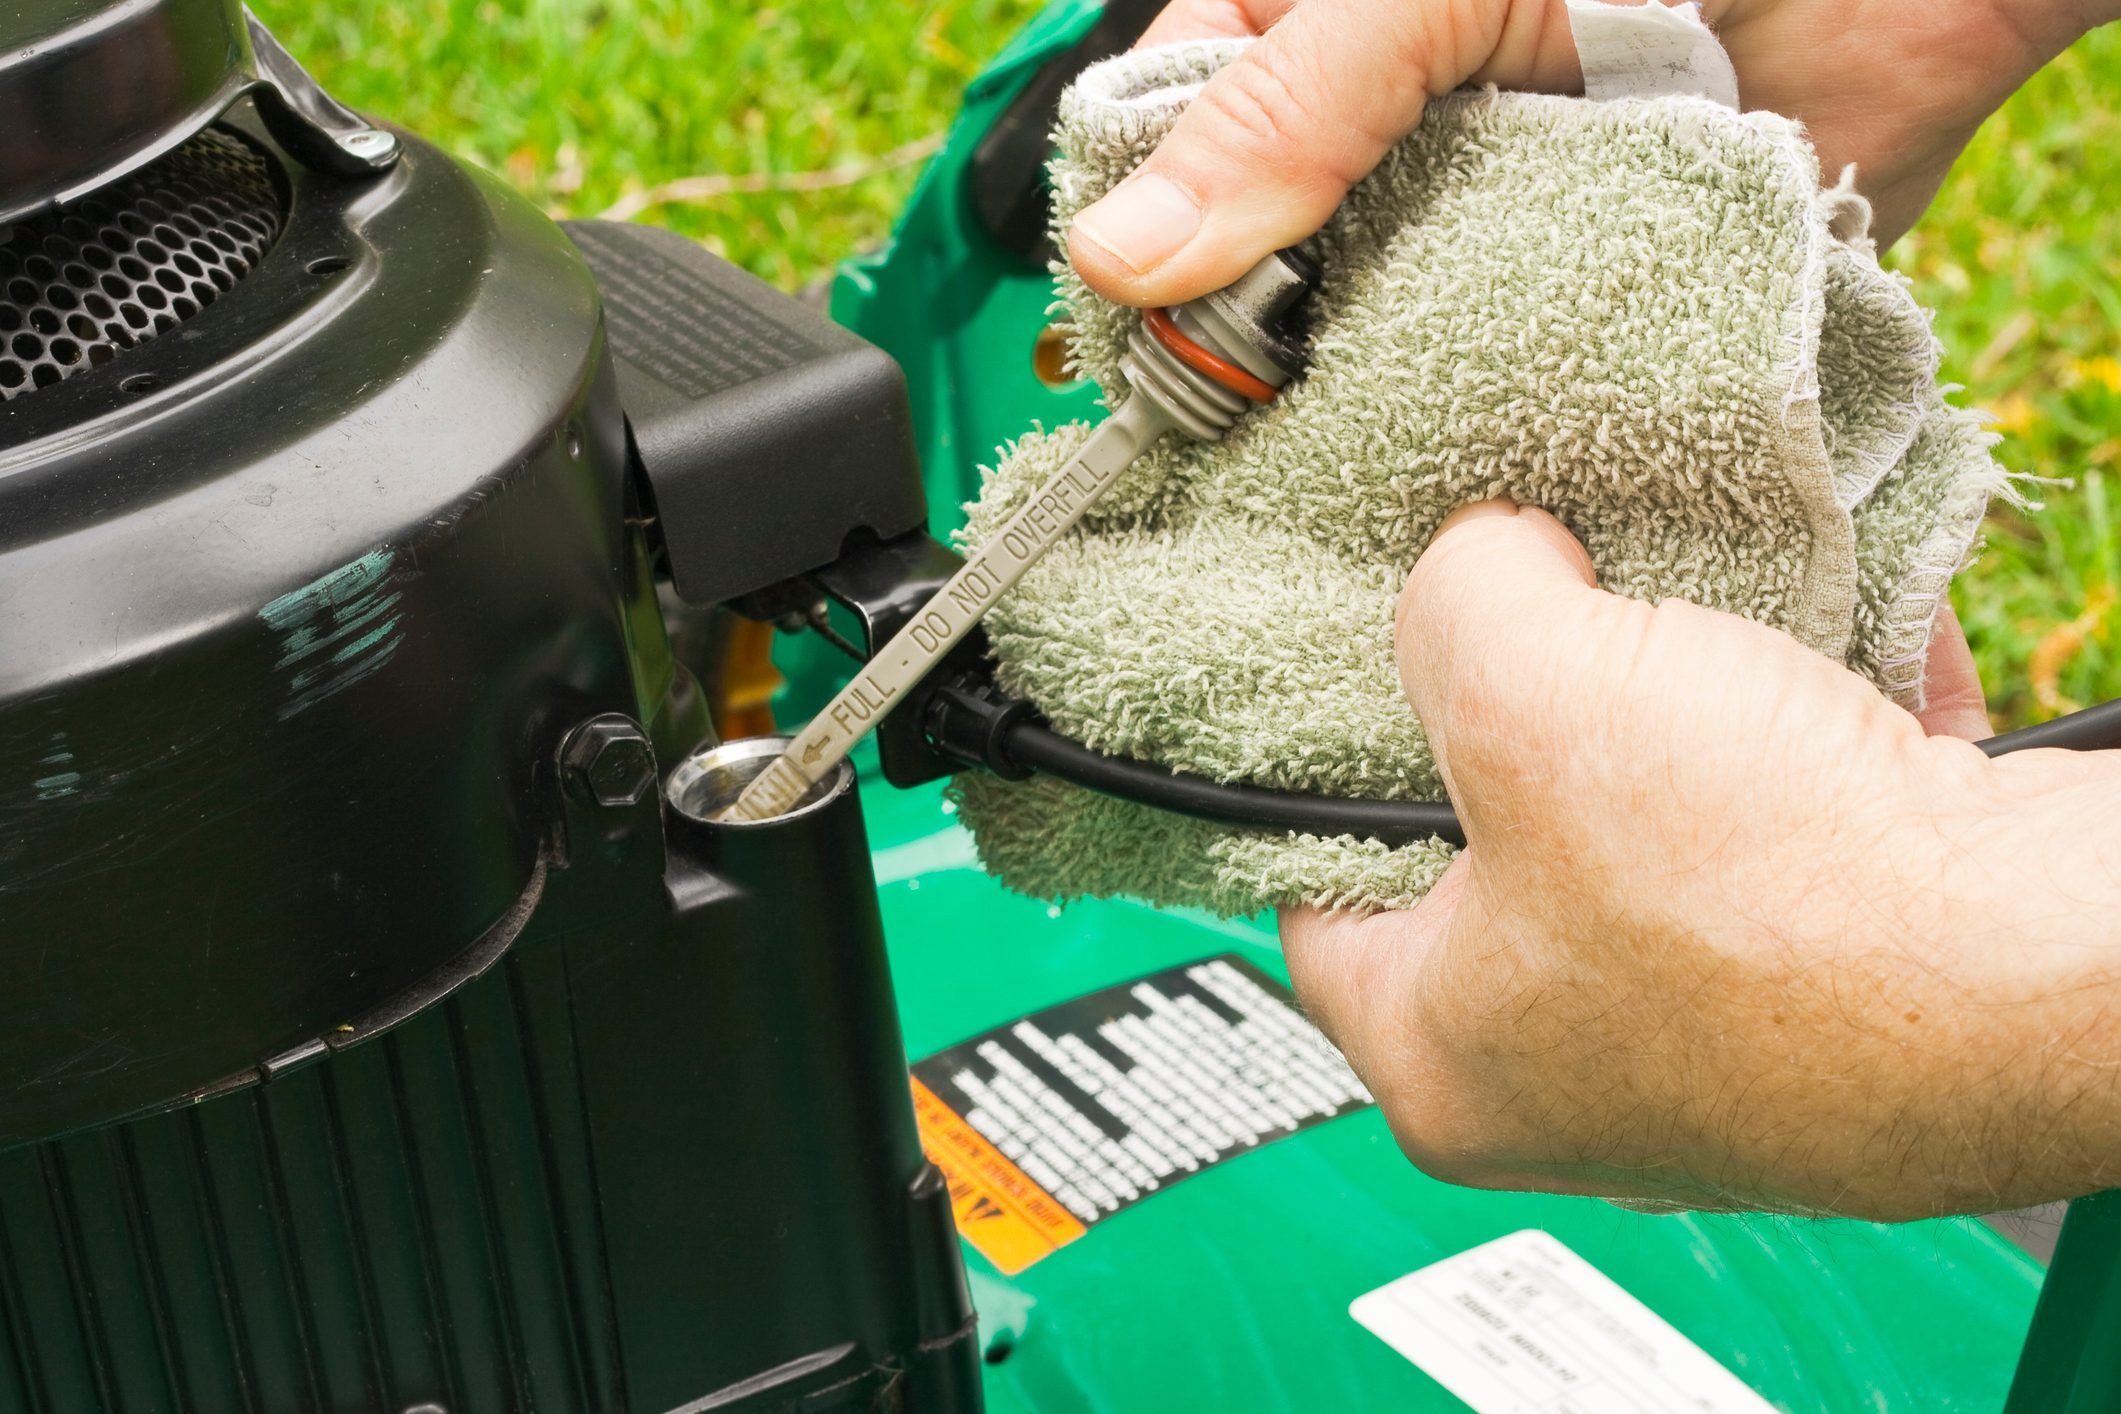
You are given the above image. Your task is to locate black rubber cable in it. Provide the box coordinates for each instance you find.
[1977,696,2121,757]
[1004,724,1469,845]
[994,698,2121,848]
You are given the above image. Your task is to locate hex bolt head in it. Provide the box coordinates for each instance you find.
[341,128,400,162]
[560,715,657,808]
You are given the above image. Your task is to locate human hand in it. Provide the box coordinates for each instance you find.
[1069,0,2117,305]
[1281,502,2121,1219]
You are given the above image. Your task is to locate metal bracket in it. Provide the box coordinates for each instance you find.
[812,529,978,788]
[0,0,394,224]
[243,9,402,175]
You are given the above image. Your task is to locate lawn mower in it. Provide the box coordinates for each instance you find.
[0,0,2113,1409]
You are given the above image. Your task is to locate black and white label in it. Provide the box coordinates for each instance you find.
[1352,1231,1777,1413]
[913,955,1372,1228]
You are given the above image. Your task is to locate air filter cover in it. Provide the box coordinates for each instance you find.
[1,0,255,224]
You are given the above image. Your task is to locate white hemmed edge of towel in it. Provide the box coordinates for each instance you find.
[1567,0,1741,109]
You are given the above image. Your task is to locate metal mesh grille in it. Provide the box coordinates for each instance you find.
[0,127,283,401]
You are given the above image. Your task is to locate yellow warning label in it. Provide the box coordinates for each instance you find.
[911,1077,1088,1275]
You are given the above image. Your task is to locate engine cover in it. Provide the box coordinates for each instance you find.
[0,110,647,1148]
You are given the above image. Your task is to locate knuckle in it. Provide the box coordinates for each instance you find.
[1299,911,1419,1045]
[1280,918,1363,1038]
[1188,55,1368,192]
[1426,0,1519,85]
[1363,981,1513,1186]
[1385,1103,1519,1188]
[1201,58,1309,153]
[1377,1031,1556,1189]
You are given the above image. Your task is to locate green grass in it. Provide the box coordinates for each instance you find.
[254,2,2119,729]
[1893,28,2121,729]
[251,0,1045,290]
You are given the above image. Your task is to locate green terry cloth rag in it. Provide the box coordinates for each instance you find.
[953,39,2012,917]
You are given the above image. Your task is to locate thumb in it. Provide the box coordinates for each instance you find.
[1395,501,1611,829]
[1066,0,1513,306]
[1401,501,1934,851]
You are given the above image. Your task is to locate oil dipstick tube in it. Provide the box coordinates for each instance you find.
[722,248,1320,823]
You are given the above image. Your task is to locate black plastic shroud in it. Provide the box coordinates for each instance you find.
[0,111,977,1413]
[565,219,928,608]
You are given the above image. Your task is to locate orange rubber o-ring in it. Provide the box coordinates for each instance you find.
[1142,306,1278,404]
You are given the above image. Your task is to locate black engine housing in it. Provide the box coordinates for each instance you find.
[1,108,643,1147]
[0,3,976,1409]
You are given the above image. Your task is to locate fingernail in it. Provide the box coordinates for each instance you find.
[1071,173,1202,274]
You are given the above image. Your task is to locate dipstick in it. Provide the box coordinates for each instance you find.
[722,396,1171,821]
[721,248,1320,823]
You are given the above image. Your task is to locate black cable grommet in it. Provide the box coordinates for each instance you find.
[925,681,1038,781]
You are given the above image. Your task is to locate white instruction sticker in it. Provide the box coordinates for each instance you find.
[1566,0,1740,110]
[1351,1230,1777,1413]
